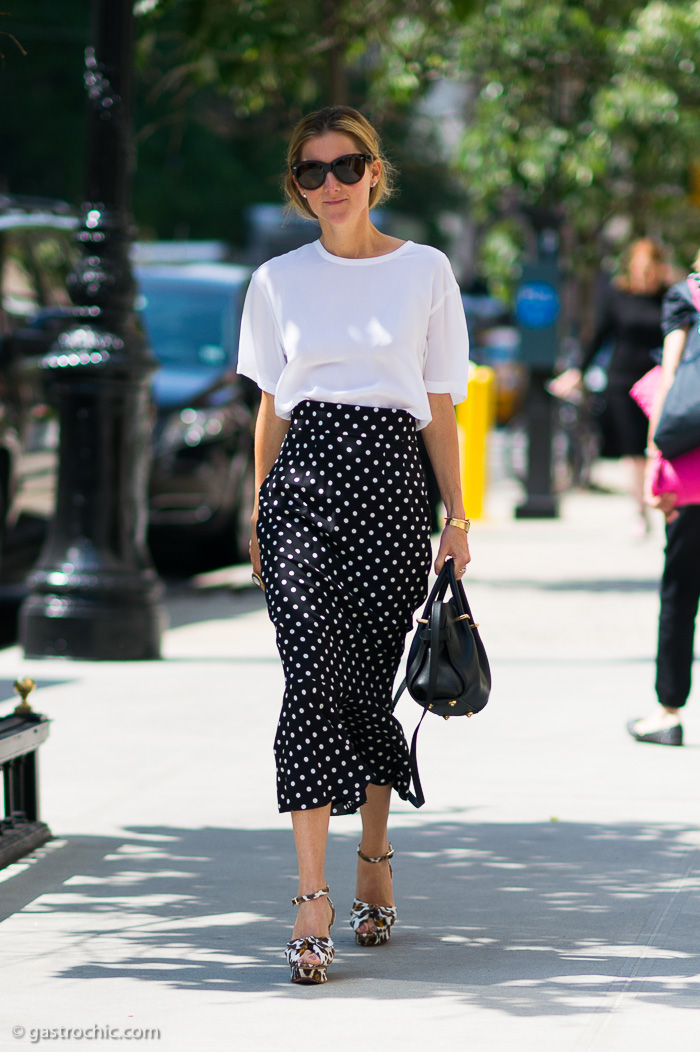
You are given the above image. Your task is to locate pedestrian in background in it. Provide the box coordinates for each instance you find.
[237,105,470,984]
[628,248,700,747]
[550,238,669,535]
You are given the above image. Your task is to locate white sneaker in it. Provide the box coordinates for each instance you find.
[627,711,683,746]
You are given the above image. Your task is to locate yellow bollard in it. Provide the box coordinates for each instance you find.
[455,364,496,520]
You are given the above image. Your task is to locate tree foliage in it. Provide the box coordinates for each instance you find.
[135,0,475,118]
[131,0,476,246]
[5,0,700,303]
[454,0,700,297]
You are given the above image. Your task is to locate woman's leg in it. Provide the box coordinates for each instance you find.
[291,804,333,965]
[629,505,700,743]
[355,784,394,935]
[656,505,700,710]
[627,455,646,515]
[625,454,649,535]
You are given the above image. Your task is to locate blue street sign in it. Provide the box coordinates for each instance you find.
[515,280,560,330]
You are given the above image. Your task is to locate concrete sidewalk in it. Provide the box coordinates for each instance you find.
[0,458,698,1052]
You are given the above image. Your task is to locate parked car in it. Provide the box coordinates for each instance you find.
[135,262,258,571]
[1,200,258,588]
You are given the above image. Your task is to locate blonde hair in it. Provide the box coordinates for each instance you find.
[284,106,396,221]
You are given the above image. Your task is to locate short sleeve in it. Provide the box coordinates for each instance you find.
[423,257,470,404]
[236,270,287,393]
[662,281,696,337]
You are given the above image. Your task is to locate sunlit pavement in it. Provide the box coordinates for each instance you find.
[0,449,697,1052]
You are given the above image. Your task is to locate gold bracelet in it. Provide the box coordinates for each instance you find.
[445,516,471,533]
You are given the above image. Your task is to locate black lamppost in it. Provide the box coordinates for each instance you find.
[514,214,562,520]
[19,0,165,659]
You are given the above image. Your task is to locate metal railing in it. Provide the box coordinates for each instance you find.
[0,679,51,869]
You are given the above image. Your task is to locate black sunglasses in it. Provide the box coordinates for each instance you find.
[292,153,374,191]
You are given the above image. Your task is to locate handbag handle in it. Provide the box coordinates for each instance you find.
[417,558,473,621]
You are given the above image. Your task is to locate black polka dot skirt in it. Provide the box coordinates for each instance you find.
[257,400,432,816]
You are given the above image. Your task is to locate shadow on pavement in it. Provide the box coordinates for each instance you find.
[5,820,699,1012]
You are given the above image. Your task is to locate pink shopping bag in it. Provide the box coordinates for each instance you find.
[630,366,700,505]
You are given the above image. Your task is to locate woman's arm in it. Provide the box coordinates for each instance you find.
[250,391,290,578]
[644,326,688,522]
[421,392,471,575]
[549,287,616,399]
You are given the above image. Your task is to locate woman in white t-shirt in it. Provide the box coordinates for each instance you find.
[237,106,470,985]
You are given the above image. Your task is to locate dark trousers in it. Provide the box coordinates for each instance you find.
[656,505,700,709]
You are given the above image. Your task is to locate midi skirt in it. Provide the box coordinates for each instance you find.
[257,400,432,815]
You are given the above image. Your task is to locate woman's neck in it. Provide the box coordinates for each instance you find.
[319,216,402,259]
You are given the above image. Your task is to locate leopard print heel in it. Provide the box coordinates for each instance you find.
[285,886,336,984]
[350,844,397,947]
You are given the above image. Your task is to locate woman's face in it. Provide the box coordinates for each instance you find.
[296,131,381,228]
[628,248,665,294]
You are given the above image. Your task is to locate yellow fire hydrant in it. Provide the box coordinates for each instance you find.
[455,364,496,520]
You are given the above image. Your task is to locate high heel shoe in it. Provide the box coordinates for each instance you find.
[350,844,397,947]
[285,886,336,984]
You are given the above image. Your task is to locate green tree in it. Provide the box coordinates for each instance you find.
[0,1,474,249]
[136,0,476,117]
[131,0,477,246]
[453,0,700,312]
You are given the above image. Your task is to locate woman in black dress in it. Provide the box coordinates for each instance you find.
[238,106,470,984]
[551,238,669,534]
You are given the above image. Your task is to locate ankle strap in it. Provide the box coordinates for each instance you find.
[357,843,394,864]
[292,886,329,906]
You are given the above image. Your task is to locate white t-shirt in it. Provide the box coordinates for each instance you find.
[237,239,470,430]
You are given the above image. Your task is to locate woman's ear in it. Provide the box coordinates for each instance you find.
[370,158,382,187]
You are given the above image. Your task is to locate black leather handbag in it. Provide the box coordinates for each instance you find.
[654,277,700,459]
[394,559,491,807]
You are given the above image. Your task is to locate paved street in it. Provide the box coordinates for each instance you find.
[0,454,698,1052]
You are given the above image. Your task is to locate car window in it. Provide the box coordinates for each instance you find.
[137,281,243,369]
[27,232,73,307]
[1,230,73,335]
[1,234,41,328]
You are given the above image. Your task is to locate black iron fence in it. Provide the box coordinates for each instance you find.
[0,680,51,869]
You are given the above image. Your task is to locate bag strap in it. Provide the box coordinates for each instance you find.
[395,559,473,809]
[427,601,443,706]
[686,276,700,312]
[405,709,427,808]
[391,594,440,804]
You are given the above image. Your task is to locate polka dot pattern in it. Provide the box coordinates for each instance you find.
[257,400,432,816]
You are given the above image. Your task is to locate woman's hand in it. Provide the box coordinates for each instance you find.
[643,456,678,522]
[434,524,471,577]
[548,367,583,400]
[647,490,679,523]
